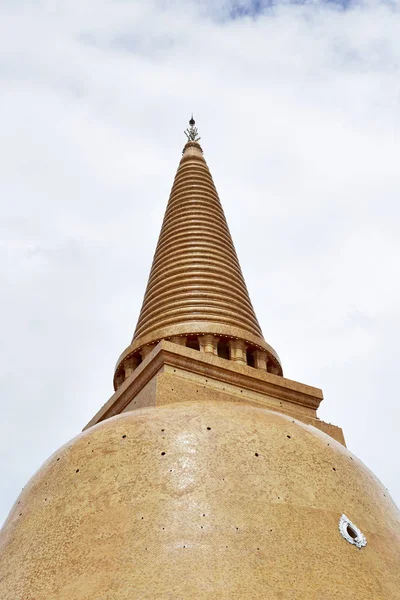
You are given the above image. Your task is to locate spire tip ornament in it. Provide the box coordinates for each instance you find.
[184,115,201,143]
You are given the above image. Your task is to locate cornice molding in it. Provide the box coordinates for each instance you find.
[86,341,322,431]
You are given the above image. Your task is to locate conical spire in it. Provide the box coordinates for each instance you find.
[114,119,282,387]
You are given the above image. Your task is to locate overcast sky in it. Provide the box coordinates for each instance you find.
[1,0,400,525]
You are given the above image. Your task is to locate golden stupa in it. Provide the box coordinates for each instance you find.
[1,119,399,599]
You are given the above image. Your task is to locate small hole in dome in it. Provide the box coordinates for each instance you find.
[76,469,80,473]
[161,452,166,456]
[207,427,211,430]
[287,435,291,439]
[161,429,165,432]
[339,514,367,548]
[122,435,127,439]
[333,467,336,471]
[347,525,358,540]
[255,453,259,457]
[57,458,60,461]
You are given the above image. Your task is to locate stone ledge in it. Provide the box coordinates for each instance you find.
[84,340,324,431]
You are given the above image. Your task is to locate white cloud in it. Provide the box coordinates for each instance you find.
[1,0,400,523]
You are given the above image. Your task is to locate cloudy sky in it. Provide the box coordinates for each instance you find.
[1,0,400,524]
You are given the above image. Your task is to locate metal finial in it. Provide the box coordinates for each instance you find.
[184,115,201,143]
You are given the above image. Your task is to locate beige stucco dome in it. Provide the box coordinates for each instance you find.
[1,401,399,599]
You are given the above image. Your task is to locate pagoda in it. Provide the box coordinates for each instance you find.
[0,119,399,599]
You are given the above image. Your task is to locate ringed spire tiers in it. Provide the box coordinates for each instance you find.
[114,118,282,388]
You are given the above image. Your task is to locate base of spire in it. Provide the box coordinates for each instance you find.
[114,321,282,390]
[86,340,344,447]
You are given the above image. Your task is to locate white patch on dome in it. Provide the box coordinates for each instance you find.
[339,514,367,549]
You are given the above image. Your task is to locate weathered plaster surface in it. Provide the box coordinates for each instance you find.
[1,402,399,599]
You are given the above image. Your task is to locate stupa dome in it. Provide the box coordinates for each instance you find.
[1,400,399,599]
